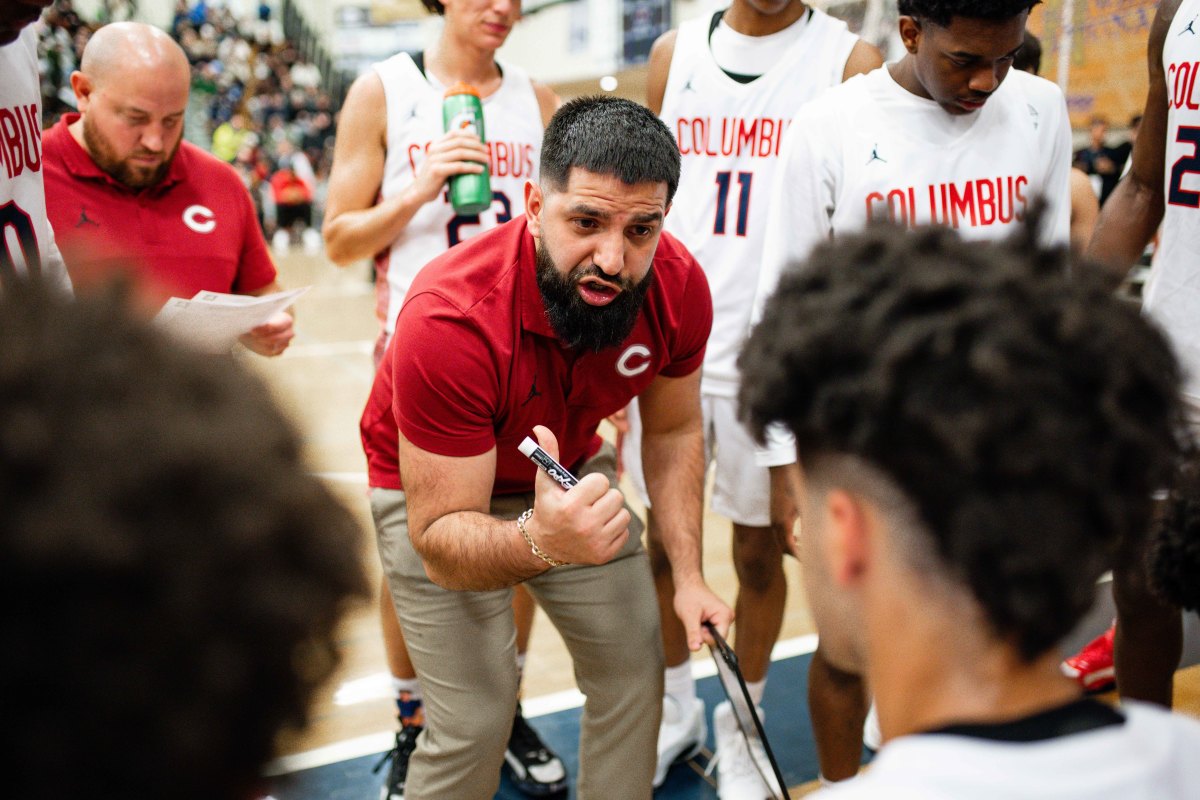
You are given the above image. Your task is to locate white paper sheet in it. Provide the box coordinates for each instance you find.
[155,286,309,351]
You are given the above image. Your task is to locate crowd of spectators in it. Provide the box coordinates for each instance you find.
[35,0,338,251]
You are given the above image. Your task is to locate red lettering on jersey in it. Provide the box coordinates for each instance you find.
[737,118,757,157]
[866,191,886,220]
[1170,62,1200,110]
[720,118,737,157]
[758,119,775,158]
[882,188,906,225]
[975,178,996,225]
[495,141,509,176]
[407,142,430,174]
[0,108,24,179]
[1015,175,1028,220]
[949,180,977,227]
[997,176,1016,224]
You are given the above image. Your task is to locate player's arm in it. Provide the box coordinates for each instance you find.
[399,425,631,591]
[532,80,561,127]
[841,39,883,81]
[646,28,677,116]
[322,71,487,265]
[639,367,734,648]
[1087,0,1179,284]
[1070,168,1100,252]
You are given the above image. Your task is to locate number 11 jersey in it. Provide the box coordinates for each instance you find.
[659,9,859,397]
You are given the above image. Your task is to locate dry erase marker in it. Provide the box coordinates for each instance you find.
[518,436,579,490]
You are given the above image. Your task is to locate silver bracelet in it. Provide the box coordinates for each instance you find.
[517,508,568,568]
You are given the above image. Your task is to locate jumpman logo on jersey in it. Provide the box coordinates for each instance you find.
[682,76,697,93]
[1027,103,1040,131]
[866,144,887,165]
[76,207,99,228]
[1181,16,1198,35]
[522,375,542,406]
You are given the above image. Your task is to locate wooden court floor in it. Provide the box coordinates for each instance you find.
[250,248,1200,770]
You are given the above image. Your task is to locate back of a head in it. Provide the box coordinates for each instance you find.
[540,95,680,204]
[1014,29,1042,74]
[0,284,368,798]
[739,218,1185,661]
[897,0,1041,26]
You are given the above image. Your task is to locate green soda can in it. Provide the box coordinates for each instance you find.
[443,81,492,215]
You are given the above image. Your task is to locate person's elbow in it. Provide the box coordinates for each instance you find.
[321,218,361,266]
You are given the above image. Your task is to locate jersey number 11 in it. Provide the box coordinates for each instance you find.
[714,171,752,236]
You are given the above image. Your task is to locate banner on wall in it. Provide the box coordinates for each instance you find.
[622,0,670,66]
[1028,0,1156,129]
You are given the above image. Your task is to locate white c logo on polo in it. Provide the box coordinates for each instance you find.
[182,205,216,234]
[616,344,652,377]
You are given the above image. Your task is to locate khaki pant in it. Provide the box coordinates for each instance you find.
[371,443,664,800]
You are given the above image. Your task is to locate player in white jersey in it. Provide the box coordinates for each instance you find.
[739,220,1200,800]
[0,2,72,294]
[1085,0,1200,713]
[322,2,560,798]
[626,2,880,794]
[752,0,1071,784]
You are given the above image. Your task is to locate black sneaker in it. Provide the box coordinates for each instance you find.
[373,723,421,800]
[503,705,568,796]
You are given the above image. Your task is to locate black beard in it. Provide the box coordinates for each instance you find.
[535,244,653,353]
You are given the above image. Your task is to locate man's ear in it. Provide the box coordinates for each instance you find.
[898,16,922,55]
[825,488,872,587]
[70,71,93,110]
[525,181,543,238]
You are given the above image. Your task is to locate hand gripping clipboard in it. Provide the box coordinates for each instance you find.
[704,621,789,799]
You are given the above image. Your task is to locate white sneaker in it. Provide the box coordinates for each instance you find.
[709,700,781,799]
[653,695,705,787]
[862,700,882,752]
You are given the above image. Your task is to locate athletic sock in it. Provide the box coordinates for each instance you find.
[664,661,697,707]
[515,651,527,685]
[746,677,766,708]
[392,676,423,727]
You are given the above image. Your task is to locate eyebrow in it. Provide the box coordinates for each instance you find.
[948,43,1023,60]
[118,105,185,119]
[567,204,663,224]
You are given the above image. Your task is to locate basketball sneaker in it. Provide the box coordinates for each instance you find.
[708,700,781,799]
[654,695,706,787]
[504,705,568,796]
[373,721,421,800]
[1061,623,1116,693]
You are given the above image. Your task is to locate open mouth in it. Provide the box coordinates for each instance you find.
[576,276,621,307]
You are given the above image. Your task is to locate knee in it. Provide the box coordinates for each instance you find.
[426,689,518,755]
[734,531,785,594]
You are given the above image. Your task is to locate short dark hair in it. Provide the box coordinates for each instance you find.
[739,219,1186,661]
[1013,29,1042,74]
[540,95,680,204]
[897,0,1040,27]
[0,283,369,799]
[420,0,444,14]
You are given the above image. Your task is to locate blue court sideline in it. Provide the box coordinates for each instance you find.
[268,651,837,800]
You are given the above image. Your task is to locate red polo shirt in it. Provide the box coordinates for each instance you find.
[41,114,276,302]
[360,216,712,494]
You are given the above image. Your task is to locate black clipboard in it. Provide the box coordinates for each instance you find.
[704,621,789,799]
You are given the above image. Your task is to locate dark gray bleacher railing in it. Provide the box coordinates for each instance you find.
[279,0,354,108]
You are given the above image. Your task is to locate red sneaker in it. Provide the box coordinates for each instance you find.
[1061,623,1116,692]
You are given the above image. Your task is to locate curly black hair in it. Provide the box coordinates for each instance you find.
[739,219,1186,661]
[0,283,369,799]
[898,0,1040,27]
[1150,465,1200,613]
